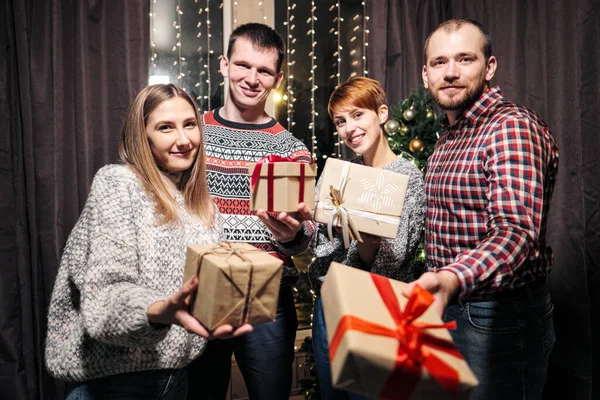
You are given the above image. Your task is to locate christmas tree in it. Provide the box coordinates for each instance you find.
[386,85,444,272]
[385,85,444,173]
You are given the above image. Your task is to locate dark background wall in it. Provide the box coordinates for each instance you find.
[1,0,598,398]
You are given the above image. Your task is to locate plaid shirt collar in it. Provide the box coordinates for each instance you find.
[441,85,503,129]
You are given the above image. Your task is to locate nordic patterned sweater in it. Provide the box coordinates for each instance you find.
[276,156,427,294]
[202,108,313,287]
[45,164,224,382]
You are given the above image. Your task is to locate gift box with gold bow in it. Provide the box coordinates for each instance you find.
[183,242,283,330]
[321,262,478,399]
[314,158,409,248]
[248,155,317,212]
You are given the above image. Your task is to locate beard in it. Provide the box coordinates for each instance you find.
[430,78,487,112]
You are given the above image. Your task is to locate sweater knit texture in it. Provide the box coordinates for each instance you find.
[202,108,312,287]
[277,156,426,294]
[45,164,224,382]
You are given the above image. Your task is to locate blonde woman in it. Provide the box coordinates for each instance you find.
[45,84,251,399]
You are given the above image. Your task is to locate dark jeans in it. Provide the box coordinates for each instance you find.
[313,296,370,400]
[64,368,186,400]
[186,286,298,400]
[445,279,556,400]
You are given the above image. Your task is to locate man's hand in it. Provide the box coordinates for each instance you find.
[402,271,460,317]
[256,202,313,243]
[146,276,253,339]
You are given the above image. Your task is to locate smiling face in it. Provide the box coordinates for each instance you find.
[422,24,497,123]
[145,97,201,173]
[220,36,283,112]
[332,105,388,159]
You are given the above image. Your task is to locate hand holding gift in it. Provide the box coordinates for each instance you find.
[183,242,283,331]
[146,275,253,339]
[321,262,478,399]
[249,155,317,213]
[314,158,410,248]
[256,202,313,243]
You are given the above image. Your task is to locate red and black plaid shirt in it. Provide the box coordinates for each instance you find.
[425,86,559,299]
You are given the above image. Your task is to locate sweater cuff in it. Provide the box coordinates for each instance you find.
[272,222,312,256]
[127,289,172,346]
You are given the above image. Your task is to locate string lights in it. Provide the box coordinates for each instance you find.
[284,0,297,134]
[308,1,318,159]
[334,2,342,158]
[149,1,369,160]
[363,1,369,76]
[194,2,205,105]
[174,1,183,82]
[206,2,212,109]
[150,1,157,71]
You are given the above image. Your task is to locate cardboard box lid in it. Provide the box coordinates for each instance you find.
[248,161,317,178]
[316,158,409,218]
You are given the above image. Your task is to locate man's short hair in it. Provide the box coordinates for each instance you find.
[227,23,286,72]
[423,18,492,63]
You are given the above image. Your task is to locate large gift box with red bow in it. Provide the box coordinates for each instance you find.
[248,155,317,212]
[321,262,478,399]
[183,242,283,330]
[314,158,409,248]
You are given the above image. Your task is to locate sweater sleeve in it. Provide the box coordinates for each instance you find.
[366,166,426,282]
[72,167,171,347]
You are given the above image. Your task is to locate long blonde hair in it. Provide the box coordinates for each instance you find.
[119,84,214,226]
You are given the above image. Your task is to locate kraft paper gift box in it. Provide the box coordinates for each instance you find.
[321,262,478,399]
[183,242,283,330]
[248,157,317,212]
[313,158,409,245]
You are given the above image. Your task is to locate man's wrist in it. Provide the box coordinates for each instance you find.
[437,270,461,300]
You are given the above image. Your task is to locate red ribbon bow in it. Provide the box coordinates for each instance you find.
[250,155,308,211]
[329,274,463,400]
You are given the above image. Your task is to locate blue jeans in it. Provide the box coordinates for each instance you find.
[186,286,298,400]
[444,279,556,400]
[313,296,370,400]
[64,368,186,399]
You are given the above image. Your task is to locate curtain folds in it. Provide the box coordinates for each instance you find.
[1,1,149,398]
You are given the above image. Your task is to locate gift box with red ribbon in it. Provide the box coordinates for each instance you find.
[183,242,283,330]
[321,262,478,399]
[248,155,317,212]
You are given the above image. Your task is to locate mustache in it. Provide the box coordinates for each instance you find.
[439,83,465,89]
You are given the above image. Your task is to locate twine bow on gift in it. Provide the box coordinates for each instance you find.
[190,242,263,326]
[328,184,362,249]
[329,274,463,400]
[250,154,310,212]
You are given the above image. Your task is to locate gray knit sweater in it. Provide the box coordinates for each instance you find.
[276,156,426,294]
[45,164,224,382]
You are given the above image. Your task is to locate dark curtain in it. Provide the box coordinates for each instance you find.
[367,0,600,398]
[0,0,149,398]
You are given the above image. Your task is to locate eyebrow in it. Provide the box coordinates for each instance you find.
[153,116,196,126]
[334,107,361,117]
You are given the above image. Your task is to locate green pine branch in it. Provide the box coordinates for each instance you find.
[387,86,444,172]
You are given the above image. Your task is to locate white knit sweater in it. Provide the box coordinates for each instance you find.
[45,164,224,382]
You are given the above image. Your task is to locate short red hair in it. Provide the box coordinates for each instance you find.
[328,76,387,119]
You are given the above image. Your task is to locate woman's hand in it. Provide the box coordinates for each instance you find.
[146,276,253,339]
[356,233,382,265]
[257,202,313,243]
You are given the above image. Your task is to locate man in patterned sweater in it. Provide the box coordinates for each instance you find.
[186,23,313,400]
